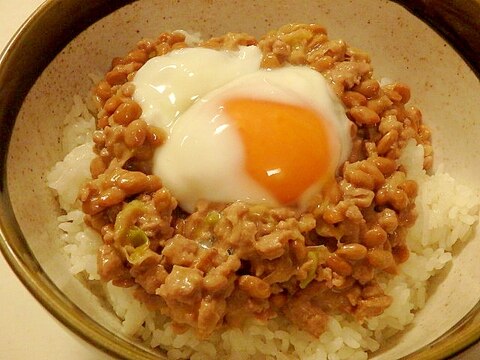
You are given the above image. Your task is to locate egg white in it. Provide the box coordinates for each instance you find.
[149,66,352,212]
[132,46,262,129]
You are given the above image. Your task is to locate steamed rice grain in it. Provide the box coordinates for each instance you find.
[47,91,479,359]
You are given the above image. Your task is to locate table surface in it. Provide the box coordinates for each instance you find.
[0,1,478,360]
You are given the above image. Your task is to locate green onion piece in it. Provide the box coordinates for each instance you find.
[249,205,268,216]
[299,251,319,289]
[114,200,146,246]
[205,210,221,225]
[126,226,149,247]
[126,241,151,265]
[125,227,151,265]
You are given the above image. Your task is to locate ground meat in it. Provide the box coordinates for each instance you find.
[130,254,167,294]
[158,265,204,327]
[97,244,133,286]
[80,23,432,339]
[282,287,330,338]
[162,235,200,267]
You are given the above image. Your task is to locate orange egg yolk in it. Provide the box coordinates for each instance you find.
[225,98,334,205]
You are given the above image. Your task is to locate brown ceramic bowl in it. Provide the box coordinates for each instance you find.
[0,1,479,359]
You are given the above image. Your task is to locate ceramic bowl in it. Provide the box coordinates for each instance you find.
[0,0,479,359]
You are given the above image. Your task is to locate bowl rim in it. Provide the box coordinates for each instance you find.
[0,0,479,359]
[392,0,480,79]
[0,1,158,359]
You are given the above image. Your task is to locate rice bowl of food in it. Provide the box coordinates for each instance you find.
[1,1,479,359]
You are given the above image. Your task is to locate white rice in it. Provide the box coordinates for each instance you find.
[47,96,480,359]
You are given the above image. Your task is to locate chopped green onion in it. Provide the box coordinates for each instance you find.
[249,205,268,216]
[126,241,151,265]
[205,210,221,225]
[126,226,149,247]
[299,251,319,289]
[114,200,147,246]
[125,227,151,265]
